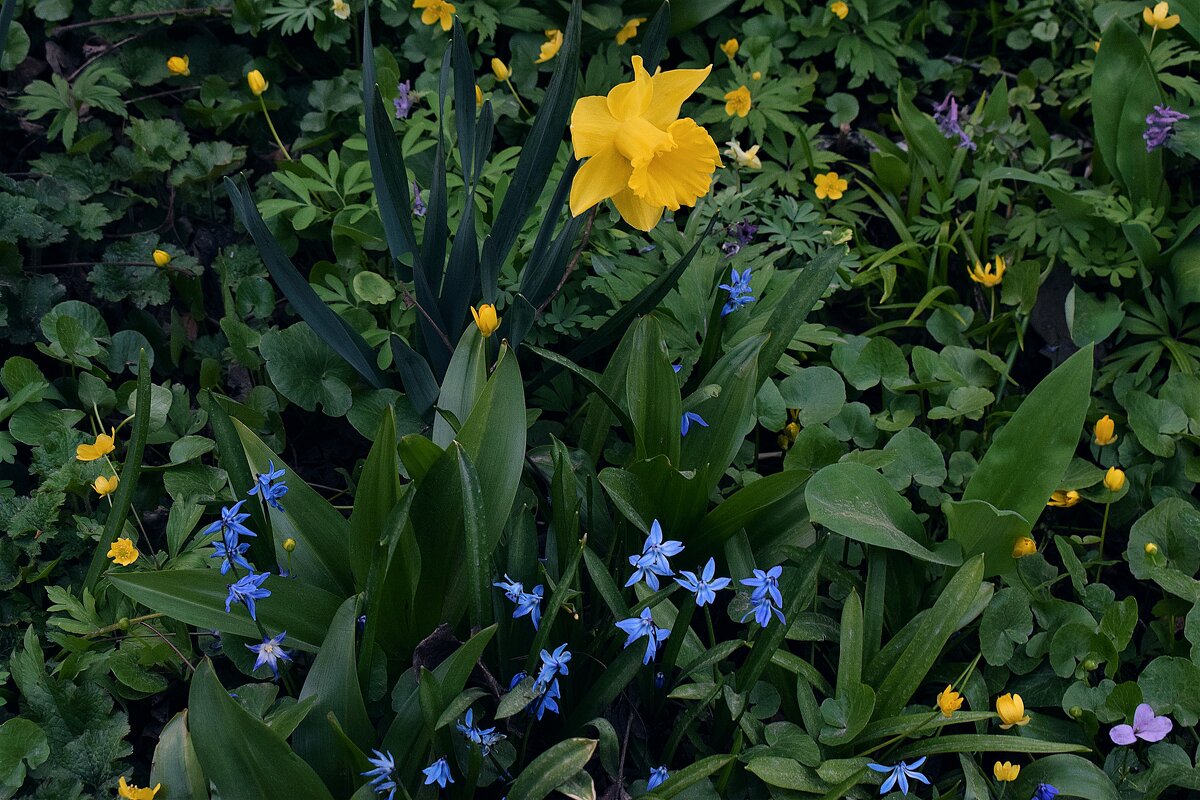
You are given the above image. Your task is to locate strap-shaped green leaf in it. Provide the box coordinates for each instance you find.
[389,334,439,417]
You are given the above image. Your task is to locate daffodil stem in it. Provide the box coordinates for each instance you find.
[504,79,531,115]
[258,96,292,160]
[1095,502,1112,582]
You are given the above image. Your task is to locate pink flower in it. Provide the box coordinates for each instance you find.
[1110,703,1173,745]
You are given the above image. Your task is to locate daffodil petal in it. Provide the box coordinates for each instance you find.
[570,96,622,158]
[644,65,712,129]
[607,56,654,121]
[611,187,664,231]
[627,119,721,210]
[570,146,632,217]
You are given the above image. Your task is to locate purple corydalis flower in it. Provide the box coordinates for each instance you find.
[412,181,426,217]
[1110,703,1173,745]
[393,80,413,120]
[731,220,758,245]
[933,93,977,151]
[1144,105,1188,152]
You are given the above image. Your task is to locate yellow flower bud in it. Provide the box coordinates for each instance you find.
[283,537,297,552]
[993,762,1020,782]
[166,55,190,76]
[995,693,1030,729]
[1104,466,1126,492]
[751,70,762,80]
[475,84,483,107]
[1145,542,1159,555]
[720,38,739,58]
[93,474,119,497]
[491,58,511,81]
[1011,537,1037,559]
[471,303,501,338]
[936,685,963,717]
[153,249,171,267]
[247,69,269,96]
[1093,414,1118,446]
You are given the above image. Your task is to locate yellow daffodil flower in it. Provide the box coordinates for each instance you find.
[413,0,455,31]
[568,56,720,231]
[937,685,963,717]
[814,171,848,200]
[247,69,268,96]
[1047,489,1081,507]
[724,85,751,117]
[1105,466,1126,492]
[536,29,563,64]
[331,0,350,19]
[616,17,647,45]
[1094,415,1118,446]
[968,255,1006,287]
[108,538,140,567]
[1143,2,1180,30]
[1012,537,1037,558]
[118,777,161,800]
[153,249,171,267]
[830,1,849,19]
[166,55,190,76]
[472,303,501,337]
[491,58,511,81]
[721,38,739,58]
[94,475,119,497]
[77,429,115,462]
[996,693,1030,729]
[724,139,762,169]
[475,84,483,107]
[993,762,1020,782]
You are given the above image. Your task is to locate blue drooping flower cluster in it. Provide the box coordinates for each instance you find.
[363,750,398,800]
[248,460,288,510]
[393,80,413,120]
[494,574,545,629]
[422,757,454,789]
[933,93,976,151]
[1144,104,1188,151]
[741,566,785,627]
[719,267,755,316]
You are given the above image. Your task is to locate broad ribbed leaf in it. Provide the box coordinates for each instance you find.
[508,739,597,800]
[755,247,841,390]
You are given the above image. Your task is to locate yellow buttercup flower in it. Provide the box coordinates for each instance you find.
[331,0,350,19]
[996,693,1030,729]
[1047,489,1081,507]
[813,171,848,200]
[491,58,511,81]
[153,249,171,267]
[567,56,720,231]
[247,69,268,96]
[118,777,160,800]
[536,29,563,64]
[93,474,119,497]
[283,537,297,552]
[1092,40,1101,53]
[475,84,483,107]
[472,303,501,337]
[721,38,739,58]
[414,0,455,31]
[1143,2,1180,30]
[1094,415,1118,446]
[993,762,1020,782]
[1145,542,1159,555]
[1105,466,1126,492]
[77,429,115,462]
[830,1,849,19]
[751,70,762,80]
[616,17,647,45]
[1012,537,1037,558]
[108,538,140,568]
[724,139,762,169]
[968,255,1006,287]
[936,685,963,717]
[724,85,751,117]
[166,55,190,76]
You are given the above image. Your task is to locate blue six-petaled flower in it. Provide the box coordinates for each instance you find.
[719,268,755,316]
[625,519,684,591]
[246,630,291,679]
[203,499,257,542]
[1031,784,1059,800]
[680,411,709,436]
[866,757,930,796]
[210,534,252,575]
[648,766,669,790]
[422,757,454,788]
[362,749,398,800]
[676,558,732,607]
[531,678,561,720]
[456,708,506,755]
[494,575,545,629]
[536,643,572,691]
[248,460,288,511]
[616,607,671,665]
[741,565,783,606]
[225,572,271,619]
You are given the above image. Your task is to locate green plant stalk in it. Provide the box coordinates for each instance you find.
[259,95,292,160]
[504,78,531,115]
[1095,502,1112,582]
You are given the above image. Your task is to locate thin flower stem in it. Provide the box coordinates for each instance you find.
[139,620,196,672]
[504,79,531,115]
[85,612,165,639]
[1095,502,1112,582]
[258,96,293,161]
[704,606,717,650]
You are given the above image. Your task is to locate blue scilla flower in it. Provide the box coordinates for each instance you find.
[508,671,527,690]
[719,268,755,316]
[1031,785,1059,800]
[625,519,684,591]
[225,572,271,619]
[362,750,398,800]
[742,592,785,628]
[246,631,291,679]
[648,766,669,790]
[456,709,506,755]
[514,585,545,629]
[210,534,252,575]
[680,411,709,436]
[867,758,929,796]
[493,574,523,602]
[676,558,731,607]
[672,363,683,373]
[616,607,671,665]
[531,678,561,720]
[422,757,453,789]
[741,565,783,607]
[536,644,572,690]
[248,460,288,511]
[203,499,256,542]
